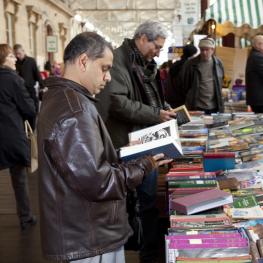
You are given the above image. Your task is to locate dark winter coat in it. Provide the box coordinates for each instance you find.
[165,58,187,108]
[183,55,225,112]
[96,39,169,149]
[37,77,155,261]
[246,48,263,106]
[0,67,36,169]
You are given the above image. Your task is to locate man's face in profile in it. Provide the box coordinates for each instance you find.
[15,48,26,61]
[139,35,165,62]
[81,47,113,95]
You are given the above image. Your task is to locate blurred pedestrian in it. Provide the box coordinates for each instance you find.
[0,44,37,230]
[165,44,197,108]
[246,34,263,113]
[13,44,43,129]
[183,38,224,114]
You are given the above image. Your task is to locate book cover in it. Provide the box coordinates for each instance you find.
[171,189,233,215]
[119,119,183,160]
[233,195,258,208]
[170,105,191,126]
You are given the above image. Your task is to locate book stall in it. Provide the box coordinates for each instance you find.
[164,110,263,263]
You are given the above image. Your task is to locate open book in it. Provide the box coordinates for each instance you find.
[170,105,191,126]
[119,119,183,160]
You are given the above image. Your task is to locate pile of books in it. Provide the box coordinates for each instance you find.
[164,112,263,263]
[165,227,251,263]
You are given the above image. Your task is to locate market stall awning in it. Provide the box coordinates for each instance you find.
[205,0,263,28]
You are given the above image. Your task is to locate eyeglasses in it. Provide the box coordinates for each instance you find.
[151,41,163,51]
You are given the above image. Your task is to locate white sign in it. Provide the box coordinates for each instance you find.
[181,0,200,26]
[174,0,200,26]
[47,36,57,53]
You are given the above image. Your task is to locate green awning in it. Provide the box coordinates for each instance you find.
[205,0,263,28]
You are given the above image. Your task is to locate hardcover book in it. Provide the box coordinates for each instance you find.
[171,189,233,215]
[119,119,183,160]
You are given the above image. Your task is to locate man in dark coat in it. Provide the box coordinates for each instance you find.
[37,32,170,263]
[246,34,263,113]
[183,38,225,114]
[14,44,44,129]
[165,44,197,108]
[96,21,176,263]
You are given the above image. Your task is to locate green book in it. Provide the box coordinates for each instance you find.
[168,180,218,188]
[233,195,258,208]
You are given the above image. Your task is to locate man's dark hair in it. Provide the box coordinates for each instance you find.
[63,32,113,64]
[13,44,23,51]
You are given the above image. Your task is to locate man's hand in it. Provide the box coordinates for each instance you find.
[159,110,176,122]
[152,153,173,167]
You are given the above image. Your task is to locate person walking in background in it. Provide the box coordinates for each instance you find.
[183,37,225,114]
[165,44,197,108]
[37,32,170,263]
[96,20,175,263]
[0,44,37,231]
[246,34,263,113]
[13,44,44,129]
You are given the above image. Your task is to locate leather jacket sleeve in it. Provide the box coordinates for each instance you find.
[43,112,155,202]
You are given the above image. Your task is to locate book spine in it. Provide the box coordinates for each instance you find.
[168,180,218,188]
[166,233,241,240]
[168,237,247,245]
[168,241,248,249]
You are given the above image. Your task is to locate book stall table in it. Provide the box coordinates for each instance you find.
[164,111,263,263]
[224,100,248,113]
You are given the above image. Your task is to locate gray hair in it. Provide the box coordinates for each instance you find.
[252,34,263,48]
[133,20,168,41]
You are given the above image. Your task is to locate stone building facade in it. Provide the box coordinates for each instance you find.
[0,0,82,70]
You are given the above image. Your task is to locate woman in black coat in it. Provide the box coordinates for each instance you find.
[0,44,37,230]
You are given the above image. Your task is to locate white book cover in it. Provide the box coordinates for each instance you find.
[119,119,182,160]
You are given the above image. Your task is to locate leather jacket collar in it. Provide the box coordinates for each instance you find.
[44,76,97,102]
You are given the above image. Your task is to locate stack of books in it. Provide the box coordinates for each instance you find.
[165,227,251,263]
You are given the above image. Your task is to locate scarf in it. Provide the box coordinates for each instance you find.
[124,39,163,108]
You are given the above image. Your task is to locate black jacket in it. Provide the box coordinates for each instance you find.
[16,56,43,89]
[0,67,36,169]
[246,48,263,106]
[37,77,155,261]
[183,55,225,112]
[96,39,169,149]
[165,58,187,108]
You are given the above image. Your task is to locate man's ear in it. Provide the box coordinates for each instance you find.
[78,53,88,72]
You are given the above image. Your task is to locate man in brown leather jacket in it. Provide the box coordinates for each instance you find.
[37,32,170,263]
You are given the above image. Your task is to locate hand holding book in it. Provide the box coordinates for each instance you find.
[152,153,173,167]
[159,109,176,122]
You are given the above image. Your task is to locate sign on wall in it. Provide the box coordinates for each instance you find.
[46,36,57,53]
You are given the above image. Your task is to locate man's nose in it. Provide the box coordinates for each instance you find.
[104,71,111,82]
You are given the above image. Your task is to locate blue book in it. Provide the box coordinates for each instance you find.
[119,119,183,161]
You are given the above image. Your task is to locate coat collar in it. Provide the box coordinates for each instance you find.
[44,76,97,102]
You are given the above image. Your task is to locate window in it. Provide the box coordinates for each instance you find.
[29,22,37,57]
[5,12,15,47]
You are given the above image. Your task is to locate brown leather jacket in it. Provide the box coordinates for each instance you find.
[37,77,155,262]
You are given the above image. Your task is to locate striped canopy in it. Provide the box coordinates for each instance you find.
[205,0,263,28]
